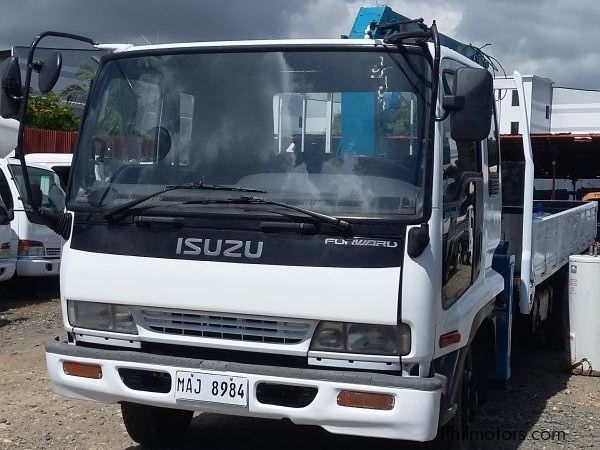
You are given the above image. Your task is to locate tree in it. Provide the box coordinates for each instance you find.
[381,95,414,136]
[26,91,80,131]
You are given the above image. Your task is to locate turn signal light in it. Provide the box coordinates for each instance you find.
[337,390,395,410]
[63,361,103,379]
[439,330,461,348]
[18,239,45,257]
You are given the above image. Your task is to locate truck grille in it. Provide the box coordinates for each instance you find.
[139,309,313,344]
[45,247,61,258]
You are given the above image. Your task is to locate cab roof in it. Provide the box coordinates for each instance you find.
[113,39,395,53]
[102,38,478,68]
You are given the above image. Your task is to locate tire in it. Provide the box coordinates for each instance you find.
[425,349,475,450]
[121,402,193,447]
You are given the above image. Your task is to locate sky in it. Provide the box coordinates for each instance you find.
[1,0,598,89]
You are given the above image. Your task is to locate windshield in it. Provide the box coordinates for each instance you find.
[10,164,66,212]
[70,48,430,219]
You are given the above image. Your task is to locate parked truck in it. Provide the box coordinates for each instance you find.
[0,6,596,448]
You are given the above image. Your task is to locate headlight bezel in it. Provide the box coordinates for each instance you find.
[310,321,411,356]
[67,300,138,335]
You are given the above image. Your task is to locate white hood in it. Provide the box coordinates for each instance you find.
[62,248,401,325]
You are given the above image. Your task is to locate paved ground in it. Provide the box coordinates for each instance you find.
[1,280,599,449]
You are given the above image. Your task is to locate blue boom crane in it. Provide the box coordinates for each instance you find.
[349,5,487,67]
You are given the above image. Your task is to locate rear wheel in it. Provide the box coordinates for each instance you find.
[121,402,193,447]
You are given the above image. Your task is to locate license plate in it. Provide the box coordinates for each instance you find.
[174,371,248,407]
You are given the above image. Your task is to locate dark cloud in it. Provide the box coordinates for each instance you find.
[0,0,313,48]
[1,0,597,88]
[457,0,600,88]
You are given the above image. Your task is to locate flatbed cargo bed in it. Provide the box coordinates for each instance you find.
[502,200,597,309]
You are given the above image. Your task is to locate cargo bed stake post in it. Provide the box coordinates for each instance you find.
[514,71,535,314]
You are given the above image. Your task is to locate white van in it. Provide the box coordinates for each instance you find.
[24,153,72,190]
[0,194,15,282]
[0,157,65,277]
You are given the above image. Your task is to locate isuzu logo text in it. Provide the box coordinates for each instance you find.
[176,238,264,259]
[324,238,398,248]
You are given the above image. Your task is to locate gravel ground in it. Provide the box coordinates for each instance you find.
[1,281,599,449]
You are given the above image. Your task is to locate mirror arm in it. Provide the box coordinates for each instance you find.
[14,31,96,223]
[436,94,465,121]
[30,61,43,72]
[421,20,441,223]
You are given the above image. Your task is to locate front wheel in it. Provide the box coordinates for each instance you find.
[121,402,194,446]
[425,348,476,450]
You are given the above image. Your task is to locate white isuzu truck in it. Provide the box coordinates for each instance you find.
[0,6,595,448]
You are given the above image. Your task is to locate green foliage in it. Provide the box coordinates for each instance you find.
[386,99,413,135]
[330,97,414,138]
[26,92,80,131]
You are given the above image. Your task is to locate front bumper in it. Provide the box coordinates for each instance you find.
[16,258,60,277]
[46,341,442,442]
[0,259,16,281]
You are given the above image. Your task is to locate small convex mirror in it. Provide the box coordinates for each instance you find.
[0,56,22,119]
[37,51,63,94]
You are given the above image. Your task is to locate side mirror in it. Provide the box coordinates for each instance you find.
[0,56,22,119]
[0,205,14,225]
[37,51,63,93]
[443,67,492,142]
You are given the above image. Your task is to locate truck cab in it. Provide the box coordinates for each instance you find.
[27,34,504,445]
[6,10,588,447]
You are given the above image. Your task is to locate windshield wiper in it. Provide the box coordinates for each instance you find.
[103,182,266,221]
[186,195,352,232]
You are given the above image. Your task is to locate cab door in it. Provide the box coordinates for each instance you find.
[440,60,484,308]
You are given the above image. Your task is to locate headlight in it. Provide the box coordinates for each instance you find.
[18,240,45,257]
[310,321,411,356]
[0,242,10,258]
[67,300,138,335]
